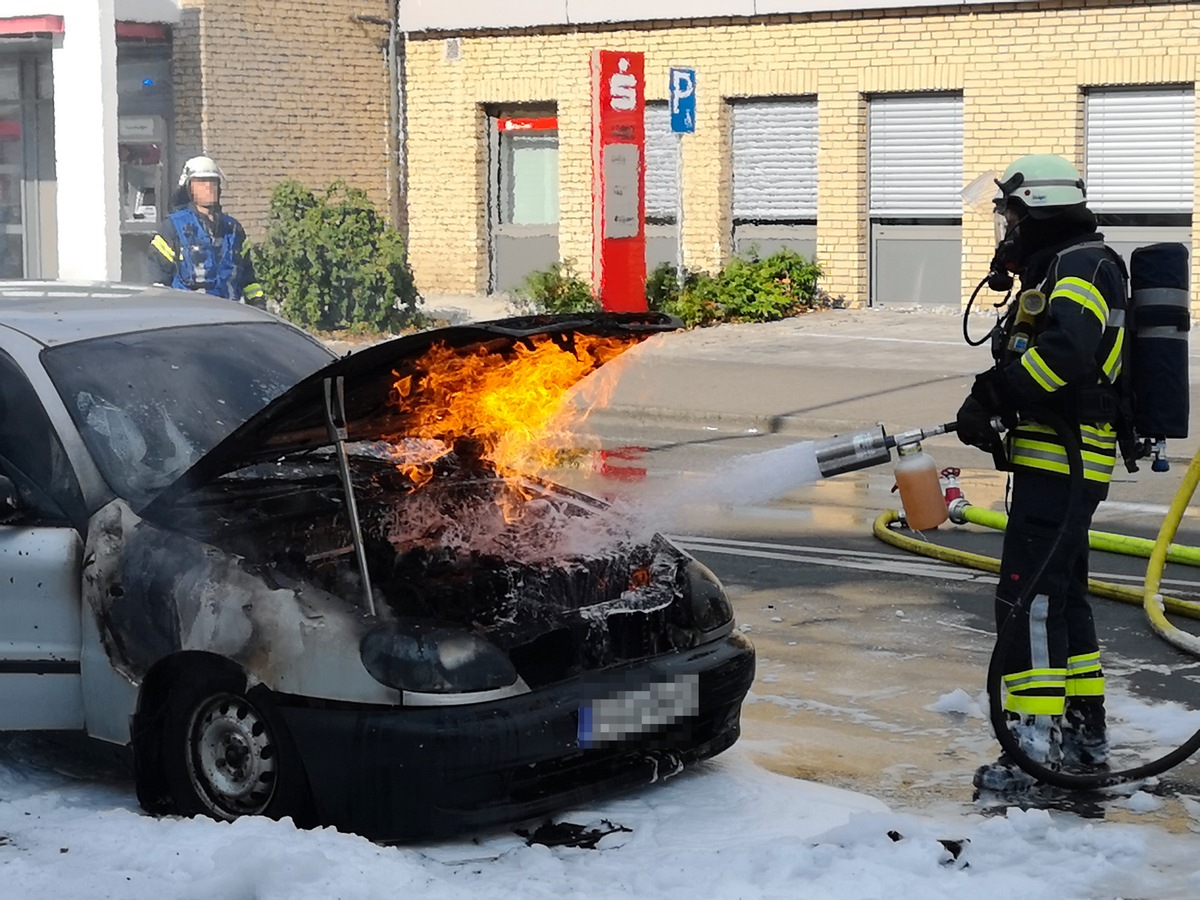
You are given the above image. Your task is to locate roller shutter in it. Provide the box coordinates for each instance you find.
[1085,87,1195,213]
[644,101,676,221]
[731,98,818,220]
[868,94,963,218]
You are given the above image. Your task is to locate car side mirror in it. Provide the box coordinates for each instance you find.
[0,475,21,523]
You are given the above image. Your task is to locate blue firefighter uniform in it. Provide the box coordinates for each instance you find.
[149,204,265,305]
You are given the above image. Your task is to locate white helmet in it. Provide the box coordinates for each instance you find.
[178,155,225,189]
[994,154,1087,219]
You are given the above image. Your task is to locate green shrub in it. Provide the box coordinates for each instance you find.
[251,180,422,332]
[648,249,827,328]
[645,261,702,312]
[511,259,600,314]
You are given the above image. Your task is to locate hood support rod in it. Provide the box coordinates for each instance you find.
[324,376,376,617]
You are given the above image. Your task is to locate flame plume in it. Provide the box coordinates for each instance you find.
[387,334,637,493]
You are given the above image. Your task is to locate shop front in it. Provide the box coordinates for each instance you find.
[0,38,55,279]
[2,7,177,284]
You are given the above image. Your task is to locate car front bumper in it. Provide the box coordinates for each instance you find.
[276,631,755,842]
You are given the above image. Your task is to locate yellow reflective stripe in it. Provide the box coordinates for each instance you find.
[151,234,176,262]
[1004,694,1067,716]
[1079,423,1116,442]
[244,282,265,299]
[1018,423,1116,448]
[1066,676,1105,697]
[1009,440,1114,483]
[1021,348,1067,392]
[1005,696,1068,716]
[1052,276,1109,329]
[1102,328,1124,381]
[1004,676,1067,693]
[1003,668,1066,692]
[1010,437,1116,463]
[1066,651,1101,673]
[1002,667,1066,717]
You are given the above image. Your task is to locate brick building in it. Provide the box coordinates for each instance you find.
[399,0,1200,309]
[5,1,1197,308]
[1,0,394,283]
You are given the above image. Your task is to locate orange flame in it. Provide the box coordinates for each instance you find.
[387,333,638,498]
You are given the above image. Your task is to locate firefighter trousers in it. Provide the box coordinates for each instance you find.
[993,468,1108,717]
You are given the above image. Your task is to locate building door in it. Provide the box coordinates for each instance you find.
[730,98,818,261]
[868,93,962,306]
[488,109,560,294]
[1085,86,1194,275]
[0,53,55,279]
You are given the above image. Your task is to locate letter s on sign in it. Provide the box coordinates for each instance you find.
[609,58,637,111]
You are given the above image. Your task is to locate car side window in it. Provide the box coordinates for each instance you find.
[0,352,85,527]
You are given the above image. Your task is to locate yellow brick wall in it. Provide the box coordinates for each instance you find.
[404,1,1200,305]
[174,0,393,238]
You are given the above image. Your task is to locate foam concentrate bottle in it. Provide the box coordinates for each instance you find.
[893,440,948,530]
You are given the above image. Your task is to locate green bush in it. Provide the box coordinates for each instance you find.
[648,249,827,328]
[645,261,701,312]
[514,250,827,327]
[251,180,422,332]
[511,259,600,314]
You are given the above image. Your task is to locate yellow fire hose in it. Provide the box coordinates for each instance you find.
[873,445,1200,656]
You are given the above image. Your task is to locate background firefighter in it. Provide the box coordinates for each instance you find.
[955,153,1127,794]
[149,155,265,306]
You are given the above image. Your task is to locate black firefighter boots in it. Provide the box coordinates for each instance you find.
[973,713,1063,794]
[1061,697,1110,770]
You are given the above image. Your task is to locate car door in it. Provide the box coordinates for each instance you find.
[0,351,88,731]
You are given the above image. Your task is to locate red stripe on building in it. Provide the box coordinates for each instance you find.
[116,21,169,41]
[0,15,65,36]
[498,117,558,133]
[0,120,22,141]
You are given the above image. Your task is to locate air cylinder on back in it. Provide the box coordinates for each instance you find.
[1130,242,1190,441]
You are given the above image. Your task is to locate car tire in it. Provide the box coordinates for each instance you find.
[158,670,312,824]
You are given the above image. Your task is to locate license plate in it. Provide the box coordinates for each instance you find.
[577,674,699,748]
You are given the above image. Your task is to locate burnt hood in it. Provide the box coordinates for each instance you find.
[143,312,678,515]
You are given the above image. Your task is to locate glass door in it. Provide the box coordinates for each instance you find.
[0,53,54,280]
[0,59,25,277]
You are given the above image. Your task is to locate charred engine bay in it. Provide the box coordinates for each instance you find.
[157,446,700,685]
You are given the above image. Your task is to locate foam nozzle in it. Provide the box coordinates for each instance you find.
[813,425,892,478]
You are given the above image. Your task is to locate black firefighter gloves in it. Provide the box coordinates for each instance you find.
[956,367,1020,453]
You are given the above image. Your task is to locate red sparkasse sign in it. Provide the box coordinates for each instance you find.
[591,49,647,312]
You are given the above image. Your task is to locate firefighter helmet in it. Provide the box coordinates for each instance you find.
[994,154,1087,219]
[178,155,226,189]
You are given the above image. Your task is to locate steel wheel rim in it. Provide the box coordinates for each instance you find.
[186,692,278,817]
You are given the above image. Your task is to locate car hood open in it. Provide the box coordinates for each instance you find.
[143,312,677,515]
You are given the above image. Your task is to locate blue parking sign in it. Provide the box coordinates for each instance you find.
[670,68,696,134]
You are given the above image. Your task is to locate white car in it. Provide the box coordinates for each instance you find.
[0,282,754,841]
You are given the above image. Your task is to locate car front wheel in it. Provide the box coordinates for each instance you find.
[157,671,311,824]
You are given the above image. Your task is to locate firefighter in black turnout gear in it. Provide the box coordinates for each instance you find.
[956,154,1127,793]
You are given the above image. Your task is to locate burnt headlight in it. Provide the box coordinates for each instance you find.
[686,558,734,638]
[360,620,518,694]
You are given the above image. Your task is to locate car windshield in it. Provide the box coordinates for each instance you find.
[41,321,333,508]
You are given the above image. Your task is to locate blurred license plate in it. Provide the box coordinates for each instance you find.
[577,674,699,748]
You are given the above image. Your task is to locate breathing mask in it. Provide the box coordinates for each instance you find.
[963,171,1015,293]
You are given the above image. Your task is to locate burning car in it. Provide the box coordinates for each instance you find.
[0,283,754,841]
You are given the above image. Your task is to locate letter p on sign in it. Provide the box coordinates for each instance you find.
[670,68,696,134]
